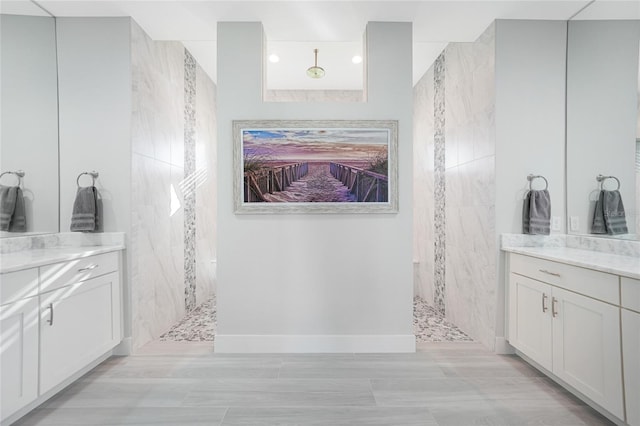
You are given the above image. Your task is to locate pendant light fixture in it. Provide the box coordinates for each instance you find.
[306,48,325,79]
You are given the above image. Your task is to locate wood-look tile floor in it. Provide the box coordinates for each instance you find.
[14,342,614,426]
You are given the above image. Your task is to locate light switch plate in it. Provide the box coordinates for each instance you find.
[570,216,579,232]
[552,216,561,231]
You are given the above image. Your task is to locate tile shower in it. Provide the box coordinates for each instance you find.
[159,297,471,343]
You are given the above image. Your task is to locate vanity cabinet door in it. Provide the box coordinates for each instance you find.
[551,286,624,419]
[39,272,121,395]
[0,296,39,421]
[622,308,640,426]
[508,273,553,371]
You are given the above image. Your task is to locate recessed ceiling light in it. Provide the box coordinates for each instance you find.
[268,54,280,63]
[352,55,363,64]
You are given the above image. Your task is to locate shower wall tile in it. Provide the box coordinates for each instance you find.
[130,21,187,349]
[195,66,217,305]
[131,23,184,165]
[443,23,496,349]
[413,64,436,302]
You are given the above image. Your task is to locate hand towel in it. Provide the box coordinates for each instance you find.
[0,185,16,231]
[522,191,532,234]
[592,190,628,235]
[0,185,26,232]
[9,187,26,232]
[603,190,628,235]
[523,189,551,235]
[70,186,99,232]
[591,191,607,234]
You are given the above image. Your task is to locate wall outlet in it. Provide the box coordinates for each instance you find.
[551,216,561,231]
[570,216,580,232]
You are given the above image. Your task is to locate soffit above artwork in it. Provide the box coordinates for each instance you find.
[2,0,639,88]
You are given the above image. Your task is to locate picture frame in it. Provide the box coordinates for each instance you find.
[233,120,398,214]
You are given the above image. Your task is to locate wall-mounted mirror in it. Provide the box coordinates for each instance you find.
[566,3,640,240]
[1,9,60,237]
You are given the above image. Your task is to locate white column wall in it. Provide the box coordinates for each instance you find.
[216,22,414,353]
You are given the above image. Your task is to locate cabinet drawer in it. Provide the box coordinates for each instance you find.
[0,268,39,306]
[40,252,118,293]
[510,254,619,305]
[622,277,640,313]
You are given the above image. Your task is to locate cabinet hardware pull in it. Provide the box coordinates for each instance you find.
[551,297,558,318]
[78,264,98,272]
[542,293,548,313]
[539,269,561,277]
[46,303,54,326]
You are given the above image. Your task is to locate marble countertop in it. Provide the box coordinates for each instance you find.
[502,246,640,280]
[1,244,125,273]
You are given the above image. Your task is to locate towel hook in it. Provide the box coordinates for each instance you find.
[596,174,620,191]
[0,170,25,187]
[527,174,548,191]
[77,171,99,188]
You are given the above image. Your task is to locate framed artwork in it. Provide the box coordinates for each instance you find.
[233,120,398,214]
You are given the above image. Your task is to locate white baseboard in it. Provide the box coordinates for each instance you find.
[113,337,132,356]
[494,336,515,354]
[214,334,416,353]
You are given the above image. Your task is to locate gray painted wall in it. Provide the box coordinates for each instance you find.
[494,20,568,349]
[216,22,414,352]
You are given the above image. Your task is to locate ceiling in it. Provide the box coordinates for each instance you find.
[2,0,639,88]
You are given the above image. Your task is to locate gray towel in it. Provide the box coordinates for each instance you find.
[70,186,100,232]
[522,191,532,234]
[10,187,26,232]
[0,185,16,231]
[592,190,627,235]
[592,191,607,234]
[0,185,26,232]
[523,189,551,235]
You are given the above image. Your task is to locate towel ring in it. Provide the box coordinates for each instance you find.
[527,174,548,191]
[77,171,99,188]
[596,174,620,191]
[0,170,25,187]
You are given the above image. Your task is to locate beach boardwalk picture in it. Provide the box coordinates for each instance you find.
[234,121,398,214]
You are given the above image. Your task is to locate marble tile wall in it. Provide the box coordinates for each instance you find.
[130,21,186,349]
[443,24,497,349]
[129,21,218,350]
[412,66,436,303]
[195,66,217,305]
[413,23,497,349]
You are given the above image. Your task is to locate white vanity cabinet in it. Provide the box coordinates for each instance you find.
[508,253,624,420]
[622,277,640,426]
[0,268,40,421]
[39,253,121,394]
[0,250,122,425]
[508,273,552,370]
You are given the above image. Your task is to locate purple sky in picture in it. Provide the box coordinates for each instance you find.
[243,128,389,162]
